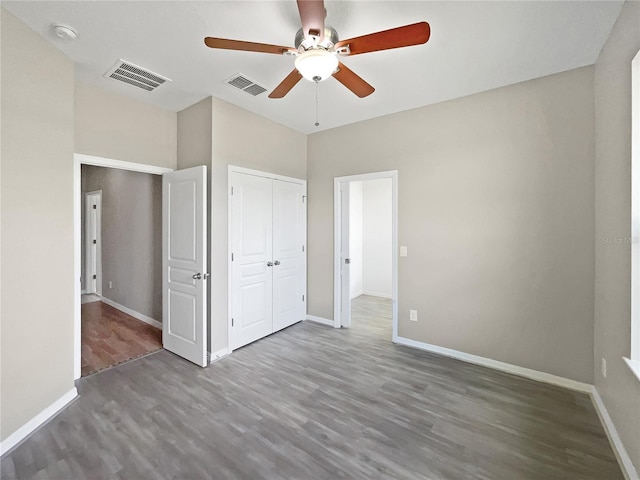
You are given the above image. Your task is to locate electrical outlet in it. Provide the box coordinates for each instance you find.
[109,281,113,289]
[602,358,607,378]
[409,310,418,322]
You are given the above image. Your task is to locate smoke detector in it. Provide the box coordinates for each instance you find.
[51,24,78,41]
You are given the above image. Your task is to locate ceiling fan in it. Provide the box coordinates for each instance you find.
[204,0,430,99]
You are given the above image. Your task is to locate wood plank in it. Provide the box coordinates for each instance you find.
[81,301,162,376]
[1,295,623,479]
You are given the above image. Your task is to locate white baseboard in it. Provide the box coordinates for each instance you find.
[100,297,162,330]
[305,315,334,327]
[591,388,639,480]
[1,388,78,457]
[394,336,592,393]
[210,348,230,364]
[362,291,392,299]
[350,289,363,300]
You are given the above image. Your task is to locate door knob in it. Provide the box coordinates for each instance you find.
[192,273,202,280]
[274,260,281,266]
[267,261,273,267]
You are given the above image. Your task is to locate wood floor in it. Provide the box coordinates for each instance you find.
[2,295,623,479]
[81,301,162,376]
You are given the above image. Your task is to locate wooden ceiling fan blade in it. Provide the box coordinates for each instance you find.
[204,37,293,55]
[269,69,303,98]
[336,22,430,56]
[297,0,325,42]
[333,62,375,98]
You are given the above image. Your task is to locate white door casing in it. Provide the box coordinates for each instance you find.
[162,166,208,367]
[340,183,351,328]
[84,191,102,295]
[272,179,306,332]
[230,172,274,349]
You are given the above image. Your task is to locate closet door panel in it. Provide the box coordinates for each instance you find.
[231,173,273,349]
[272,180,305,332]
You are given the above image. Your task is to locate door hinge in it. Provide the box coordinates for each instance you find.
[231,253,234,261]
[93,274,97,279]
[302,196,306,203]
[231,187,234,195]
[231,318,234,327]
[302,245,305,252]
[93,239,97,244]
[92,204,97,209]
[345,258,351,264]
[302,294,305,301]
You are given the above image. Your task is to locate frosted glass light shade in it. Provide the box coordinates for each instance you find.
[295,50,338,82]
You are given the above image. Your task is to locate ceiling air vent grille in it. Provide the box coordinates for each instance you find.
[104,60,171,92]
[225,74,267,97]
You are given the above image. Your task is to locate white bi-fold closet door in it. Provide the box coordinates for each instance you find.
[230,168,306,350]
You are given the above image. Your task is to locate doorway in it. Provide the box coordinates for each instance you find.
[334,171,398,341]
[79,163,164,376]
[73,155,173,379]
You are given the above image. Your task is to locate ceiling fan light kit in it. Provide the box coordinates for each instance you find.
[295,49,338,82]
[204,0,430,101]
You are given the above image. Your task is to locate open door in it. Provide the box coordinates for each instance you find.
[340,182,351,328]
[162,166,208,367]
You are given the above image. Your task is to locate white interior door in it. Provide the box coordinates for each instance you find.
[231,172,273,349]
[272,180,305,332]
[340,182,351,328]
[162,166,208,367]
[84,191,102,295]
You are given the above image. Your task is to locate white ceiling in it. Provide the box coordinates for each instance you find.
[3,1,623,134]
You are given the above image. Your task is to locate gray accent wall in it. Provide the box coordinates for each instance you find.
[82,166,162,320]
[308,66,596,384]
[1,8,76,441]
[594,0,640,473]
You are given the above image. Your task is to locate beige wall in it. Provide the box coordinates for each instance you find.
[594,0,640,473]
[210,98,307,353]
[177,97,212,170]
[308,66,595,383]
[1,9,76,440]
[82,166,163,320]
[176,97,307,353]
[75,82,177,169]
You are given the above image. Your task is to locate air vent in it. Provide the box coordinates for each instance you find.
[104,60,171,92]
[225,74,267,97]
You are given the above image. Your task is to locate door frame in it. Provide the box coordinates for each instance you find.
[227,165,307,354]
[333,170,399,341]
[73,153,173,380]
[84,190,102,295]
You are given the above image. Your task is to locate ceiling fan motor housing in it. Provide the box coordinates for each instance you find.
[295,26,339,51]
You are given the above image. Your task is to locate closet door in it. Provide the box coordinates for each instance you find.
[230,172,273,349]
[272,180,306,332]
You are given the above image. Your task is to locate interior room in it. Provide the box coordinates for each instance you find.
[346,178,393,336]
[80,165,163,376]
[1,1,639,479]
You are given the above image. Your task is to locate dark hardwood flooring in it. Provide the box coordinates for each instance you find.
[1,295,623,479]
[81,301,162,376]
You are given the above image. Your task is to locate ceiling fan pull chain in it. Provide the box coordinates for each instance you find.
[315,82,319,126]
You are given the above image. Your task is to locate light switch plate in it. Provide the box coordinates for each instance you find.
[400,246,408,257]
[409,310,418,321]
